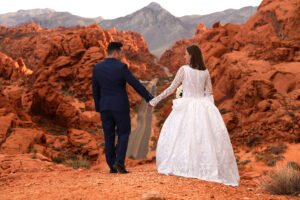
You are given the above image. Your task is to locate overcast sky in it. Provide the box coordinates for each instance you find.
[0,0,262,19]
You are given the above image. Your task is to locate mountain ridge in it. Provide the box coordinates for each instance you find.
[0,3,257,57]
[0,8,103,28]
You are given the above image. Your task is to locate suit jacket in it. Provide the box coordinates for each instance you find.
[92,58,153,112]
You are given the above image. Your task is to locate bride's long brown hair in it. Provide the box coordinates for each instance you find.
[186,45,207,71]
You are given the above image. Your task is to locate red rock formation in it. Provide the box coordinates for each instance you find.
[158,0,300,145]
[0,153,66,175]
[0,128,44,154]
[234,0,300,61]
[0,52,32,80]
[0,23,161,164]
[195,23,207,35]
[109,30,160,79]
[0,22,159,127]
[67,129,99,160]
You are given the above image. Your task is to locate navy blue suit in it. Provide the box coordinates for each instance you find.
[92,58,153,168]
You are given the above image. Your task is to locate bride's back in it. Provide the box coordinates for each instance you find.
[182,65,210,98]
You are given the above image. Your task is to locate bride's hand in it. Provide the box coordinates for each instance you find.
[147,103,153,108]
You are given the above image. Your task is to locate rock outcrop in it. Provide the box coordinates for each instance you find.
[158,0,300,145]
[0,23,161,163]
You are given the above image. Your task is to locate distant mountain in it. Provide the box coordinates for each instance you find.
[0,8,103,28]
[0,4,257,57]
[180,6,257,28]
[31,12,103,28]
[0,8,55,27]
[99,3,257,57]
[99,2,193,57]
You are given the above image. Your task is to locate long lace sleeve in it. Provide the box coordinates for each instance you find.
[204,72,214,104]
[149,66,184,107]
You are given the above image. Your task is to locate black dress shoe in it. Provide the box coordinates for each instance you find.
[109,168,118,173]
[113,162,129,174]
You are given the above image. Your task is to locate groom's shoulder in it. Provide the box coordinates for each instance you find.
[93,58,126,71]
[103,58,126,66]
[93,62,102,71]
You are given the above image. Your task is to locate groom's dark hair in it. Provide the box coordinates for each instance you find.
[107,42,123,55]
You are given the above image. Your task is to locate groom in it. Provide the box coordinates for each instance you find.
[92,42,154,173]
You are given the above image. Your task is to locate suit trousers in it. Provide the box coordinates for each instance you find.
[100,110,131,169]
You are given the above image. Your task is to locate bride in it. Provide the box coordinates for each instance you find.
[149,45,240,186]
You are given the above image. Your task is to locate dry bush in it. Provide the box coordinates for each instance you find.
[261,161,300,196]
[66,158,91,169]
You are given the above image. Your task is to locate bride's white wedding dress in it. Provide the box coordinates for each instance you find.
[149,65,240,186]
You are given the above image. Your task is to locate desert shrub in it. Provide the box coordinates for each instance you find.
[31,147,38,159]
[219,108,230,115]
[261,162,300,196]
[61,89,75,97]
[87,129,99,134]
[52,156,65,164]
[247,136,260,147]
[156,119,165,128]
[287,161,300,171]
[255,142,287,166]
[69,156,78,161]
[48,128,67,136]
[31,154,37,159]
[267,159,276,166]
[151,136,157,151]
[30,147,37,154]
[66,158,91,169]
[240,159,251,165]
[267,143,288,155]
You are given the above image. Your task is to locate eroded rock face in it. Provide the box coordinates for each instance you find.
[0,128,44,154]
[0,153,67,175]
[0,53,32,80]
[0,22,160,123]
[67,129,99,160]
[0,23,161,164]
[0,23,161,128]
[158,0,300,144]
[234,0,300,62]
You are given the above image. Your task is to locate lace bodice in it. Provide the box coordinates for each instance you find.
[150,65,214,106]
